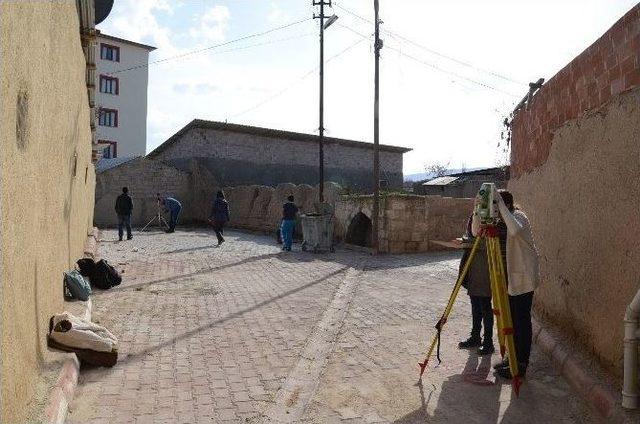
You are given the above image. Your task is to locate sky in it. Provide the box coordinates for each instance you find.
[98,0,639,175]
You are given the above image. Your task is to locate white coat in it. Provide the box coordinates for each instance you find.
[471,192,540,296]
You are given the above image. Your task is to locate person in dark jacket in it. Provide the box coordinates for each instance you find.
[160,195,182,233]
[458,212,507,356]
[280,195,298,251]
[115,187,133,241]
[209,190,230,245]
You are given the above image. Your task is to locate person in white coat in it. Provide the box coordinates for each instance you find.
[490,188,539,378]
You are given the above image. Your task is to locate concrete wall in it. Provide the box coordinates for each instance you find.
[0,2,97,422]
[335,194,473,254]
[508,4,640,378]
[96,35,151,158]
[152,127,404,191]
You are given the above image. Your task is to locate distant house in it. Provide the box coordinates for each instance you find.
[415,166,509,197]
[147,119,412,191]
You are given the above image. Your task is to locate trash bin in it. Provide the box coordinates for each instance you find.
[300,213,335,253]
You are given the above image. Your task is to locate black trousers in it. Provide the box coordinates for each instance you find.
[509,291,534,365]
[213,221,225,243]
[470,295,493,342]
[117,214,132,239]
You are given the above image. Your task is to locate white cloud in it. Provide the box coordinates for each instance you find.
[190,5,230,43]
[267,2,289,24]
[98,0,178,55]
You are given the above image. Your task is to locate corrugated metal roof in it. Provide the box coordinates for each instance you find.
[95,156,140,173]
[422,176,459,186]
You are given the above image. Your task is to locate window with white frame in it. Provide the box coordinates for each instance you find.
[99,75,119,95]
[98,109,118,127]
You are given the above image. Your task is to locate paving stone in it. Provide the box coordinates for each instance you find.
[67,229,595,424]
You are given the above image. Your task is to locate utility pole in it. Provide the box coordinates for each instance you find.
[313,0,332,204]
[372,0,382,253]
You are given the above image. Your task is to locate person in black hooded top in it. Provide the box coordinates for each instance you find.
[115,187,133,241]
[209,190,230,245]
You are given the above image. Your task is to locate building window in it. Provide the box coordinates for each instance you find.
[99,140,118,159]
[99,75,119,95]
[100,43,120,62]
[98,108,118,127]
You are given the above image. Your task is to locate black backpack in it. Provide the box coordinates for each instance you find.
[77,258,122,289]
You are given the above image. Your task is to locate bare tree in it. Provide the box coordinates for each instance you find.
[424,160,450,177]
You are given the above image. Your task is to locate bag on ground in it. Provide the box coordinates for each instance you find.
[47,312,118,367]
[76,257,96,277]
[81,258,122,289]
[63,270,92,301]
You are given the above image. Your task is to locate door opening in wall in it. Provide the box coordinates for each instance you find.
[346,212,372,247]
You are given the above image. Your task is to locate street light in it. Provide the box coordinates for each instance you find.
[313,2,338,203]
[323,14,339,29]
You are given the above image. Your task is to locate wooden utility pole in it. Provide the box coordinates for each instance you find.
[372,0,382,253]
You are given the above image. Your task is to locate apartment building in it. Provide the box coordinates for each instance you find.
[96,31,155,158]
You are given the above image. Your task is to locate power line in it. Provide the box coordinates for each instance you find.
[230,36,369,120]
[333,2,525,86]
[336,23,519,98]
[107,17,312,75]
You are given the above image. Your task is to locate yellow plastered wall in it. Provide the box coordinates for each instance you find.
[0,1,96,422]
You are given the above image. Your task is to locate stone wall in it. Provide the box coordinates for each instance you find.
[148,123,406,191]
[0,2,97,421]
[95,157,218,227]
[223,182,343,236]
[335,194,473,254]
[509,4,640,379]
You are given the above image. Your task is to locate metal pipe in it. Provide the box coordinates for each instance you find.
[622,288,640,409]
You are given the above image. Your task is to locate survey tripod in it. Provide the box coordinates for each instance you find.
[140,200,169,232]
[417,186,522,396]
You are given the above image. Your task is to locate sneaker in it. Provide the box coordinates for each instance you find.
[118,238,123,242]
[127,236,133,240]
[217,238,225,246]
[477,343,495,356]
[458,337,482,349]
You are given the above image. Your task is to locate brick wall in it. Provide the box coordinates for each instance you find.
[511,4,640,177]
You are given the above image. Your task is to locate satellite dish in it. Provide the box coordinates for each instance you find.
[95,0,114,25]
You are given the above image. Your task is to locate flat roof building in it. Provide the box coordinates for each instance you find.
[95,32,155,158]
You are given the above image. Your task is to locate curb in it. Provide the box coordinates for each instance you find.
[532,317,622,421]
[44,227,99,424]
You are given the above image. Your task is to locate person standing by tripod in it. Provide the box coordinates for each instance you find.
[209,190,230,246]
[115,187,133,241]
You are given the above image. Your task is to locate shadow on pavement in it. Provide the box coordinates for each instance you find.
[395,353,500,423]
[112,266,350,366]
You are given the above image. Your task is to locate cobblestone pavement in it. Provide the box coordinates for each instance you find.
[68,228,595,423]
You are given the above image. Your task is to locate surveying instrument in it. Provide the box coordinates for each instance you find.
[417,183,522,395]
[140,195,169,232]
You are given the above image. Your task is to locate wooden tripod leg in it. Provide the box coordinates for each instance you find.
[487,237,506,358]
[418,236,482,377]
[491,236,521,395]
